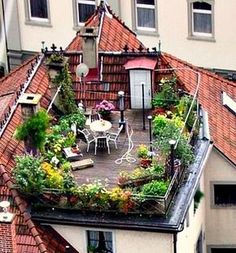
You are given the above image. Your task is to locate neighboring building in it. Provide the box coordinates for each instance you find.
[1,0,236,75]
[0,2,235,253]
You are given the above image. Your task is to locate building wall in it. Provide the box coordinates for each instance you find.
[51,224,173,253]
[0,0,235,72]
[120,0,236,70]
[177,173,206,253]
[204,148,236,250]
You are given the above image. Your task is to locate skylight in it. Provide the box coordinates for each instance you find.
[222,92,236,115]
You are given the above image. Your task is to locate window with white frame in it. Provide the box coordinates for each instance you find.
[135,0,156,31]
[87,230,113,253]
[190,1,213,37]
[76,0,96,25]
[28,0,49,21]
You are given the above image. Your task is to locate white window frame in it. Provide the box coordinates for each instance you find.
[27,0,49,22]
[76,0,96,26]
[85,229,115,253]
[132,0,158,34]
[187,0,215,40]
[192,3,212,37]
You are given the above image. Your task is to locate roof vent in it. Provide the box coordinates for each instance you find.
[222,92,236,115]
[18,93,42,105]
[80,27,99,38]
[0,201,14,223]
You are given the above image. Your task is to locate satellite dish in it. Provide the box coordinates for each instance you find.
[76,63,89,78]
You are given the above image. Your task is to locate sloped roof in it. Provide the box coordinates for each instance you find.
[67,6,144,52]
[0,58,78,252]
[162,52,236,163]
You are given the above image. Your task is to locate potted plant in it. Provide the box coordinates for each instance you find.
[87,244,97,253]
[137,144,152,168]
[46,52,68,80]
[95,100,115,120]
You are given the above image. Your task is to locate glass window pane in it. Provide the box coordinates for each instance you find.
[193,2,211,10]
[137,0,154,5]
[214,185,236,205]
[193,13,212,33]
[78,3,95,23]
[137,7,155,28]
[30,0,48,19]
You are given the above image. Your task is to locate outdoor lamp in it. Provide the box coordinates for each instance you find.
[169,139,176,177]
[118,91,126,130]
[147,115,153,154]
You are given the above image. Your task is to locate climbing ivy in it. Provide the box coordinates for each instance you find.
[54,63,77,114]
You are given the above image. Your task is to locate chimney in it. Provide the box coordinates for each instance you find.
[18,93,42,121]
[0,201,17,253]
[18,93,42,154]
[79,27,99,69]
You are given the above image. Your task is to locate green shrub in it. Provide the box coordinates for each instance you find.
[60,109,86,130]
[13,155,46,195]
[137,144,149,158]
[14,110,50,151]
[152,77,179,110]
[140,180,169,197]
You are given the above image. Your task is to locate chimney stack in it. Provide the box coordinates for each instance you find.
[18,93,42,121]
[0,201,17,253]
[79,27,99,69]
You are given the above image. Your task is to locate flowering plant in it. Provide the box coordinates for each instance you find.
[95,100,115,115]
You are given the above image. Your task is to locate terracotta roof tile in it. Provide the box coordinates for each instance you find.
[162,52,236,163]
[67,6,144,52]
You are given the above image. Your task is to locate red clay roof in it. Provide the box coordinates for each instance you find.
[162,52,236,163]
[67,6,144,52]
[0,58,78,252]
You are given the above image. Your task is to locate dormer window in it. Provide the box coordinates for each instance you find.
[188,0,215,40]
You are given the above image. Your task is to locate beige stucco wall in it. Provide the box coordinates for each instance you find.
[17,0,76,52]
[204,148,236,246]
[51,224,173,253]
[177,173,206,253]
[6,0,236,70]
[125,0,236,70]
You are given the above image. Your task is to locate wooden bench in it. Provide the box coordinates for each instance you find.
[70,159,94,171]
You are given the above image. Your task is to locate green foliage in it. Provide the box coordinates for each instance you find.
[137,144,149,158]
[153,114,194,166]
[13,155,46,195]
[194,189,204,211]
[60,109,86,129]
[48,53,64,63]
[14,110,50,151]
[176,95,197,131]
[54,64,77,114]
[140,180,169,197]
[152,77,179,110]
[175,136,194,167]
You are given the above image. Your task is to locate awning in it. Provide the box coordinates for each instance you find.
[84,68,99,82]
[124,57,157,70]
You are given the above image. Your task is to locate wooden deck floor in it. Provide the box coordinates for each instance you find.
[72,110,151,188]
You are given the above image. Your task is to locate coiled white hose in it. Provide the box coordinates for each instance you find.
[115,122,136,165]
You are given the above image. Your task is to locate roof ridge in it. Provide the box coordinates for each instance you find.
[0,165,48,253]
[162,52,236,89]
[0,55,39,84]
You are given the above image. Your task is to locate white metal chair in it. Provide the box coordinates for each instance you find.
[107,125,123,149]
[85,112,101,126]
[78,129,96,152]
[95,135,110,155]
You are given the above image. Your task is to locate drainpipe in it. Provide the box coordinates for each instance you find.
[173,233,177,253]
[1,0,10,72]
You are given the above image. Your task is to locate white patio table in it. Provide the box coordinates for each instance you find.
[90,119,112,134]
